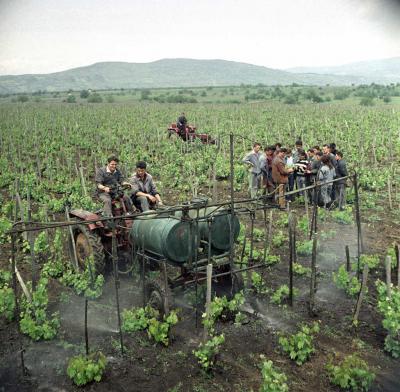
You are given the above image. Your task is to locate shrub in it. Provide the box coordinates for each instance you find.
[333,265,361,297]
[67,352,107,386]
[259,358,288,392]
[327,354,375,391]
[87,93,103,103]
[193,334,225,371]
[279,322,320,365]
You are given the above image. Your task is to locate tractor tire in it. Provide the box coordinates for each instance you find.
[230,271,244,296]
[74,224,105,275]
[145,277,173,317]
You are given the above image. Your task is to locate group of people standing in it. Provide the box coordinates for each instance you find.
[95,156,163,217]
[242,140,348,210]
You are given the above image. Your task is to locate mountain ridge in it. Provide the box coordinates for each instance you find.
[0,57,398,94]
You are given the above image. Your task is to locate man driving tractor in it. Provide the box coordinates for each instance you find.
[177,112,188,135]
[130,161,163,212]
[95,155,133,216]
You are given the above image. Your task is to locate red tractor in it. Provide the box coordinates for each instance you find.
[167,123,216,145]
[69,184,133,274]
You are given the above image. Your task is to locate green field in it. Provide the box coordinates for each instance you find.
[0,91,399,392]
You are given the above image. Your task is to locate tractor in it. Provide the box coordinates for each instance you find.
[167,123,216,145]
[70,193,242,315]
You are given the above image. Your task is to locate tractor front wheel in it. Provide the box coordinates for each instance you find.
[145,278,173,317]
[74,225,105,274]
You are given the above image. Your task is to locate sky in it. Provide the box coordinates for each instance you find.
[0,0,399,75]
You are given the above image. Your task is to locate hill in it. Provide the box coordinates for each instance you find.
[287,57,400,84]
[0,58,369,94]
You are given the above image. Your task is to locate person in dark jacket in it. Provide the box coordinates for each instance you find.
[177,113,187,134]
[95,155,133,216]
[335,151,348,210]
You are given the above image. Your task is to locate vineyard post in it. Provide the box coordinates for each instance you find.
[247,211,255,290]
[112,225,124,355]
[27,188,38,292]
[353,173,363,279]
[395,244,400,287]
[84,298,89,356]
[203,263,213,342]
[141,238,146,308]
[267,210,273,253]
[161,261,169,315]
[65,206,79,270]
[345,245,350,272]
[11,232,26,375]
[385,256,392,299]
[229,133,235,273]
[288,211,295,307]
[262,201,268,262]
[304,189,310,234]
[309,233,318,316]
[193,207,200,328]
[353,263,369,326]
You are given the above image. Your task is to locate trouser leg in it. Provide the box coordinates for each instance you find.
[249,173,259,199]
[136,196,150,212]
[276,184,286,208]
[337,184,346,210]
[99,193,113,217]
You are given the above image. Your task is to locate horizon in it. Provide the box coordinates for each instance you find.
[1,55,399,78]
[1,0,400,76]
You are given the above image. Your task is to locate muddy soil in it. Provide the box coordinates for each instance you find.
[0,195,399,392]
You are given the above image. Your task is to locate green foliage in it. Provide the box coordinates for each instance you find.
[67,351,107,386]
[271,230,285,248]
[265,254,280,266]
[296,240,313,256]
[353,254,380,272]
[202,292,245,334]
[331,206,353,224]
[327,354,375,391]
[376,280,400,358]
[293,262,311,277]
[333,265,361,297]
[60,261,104,299]
[193,334,225,371]
[251,272,268,294]
[80,90,90,99]
[386,247,398,269]
[259,357,288,392]
[20,277,60,340]
[297,216,309,234]
[0,287,15,321]
[278,322,320,365]
[147,311,179,346]
[270,285,297,305]
[121,305,159,332]
[66,95,76,103]
[122,306,178,346]
[0,216,12,244]
[87,92,103,103]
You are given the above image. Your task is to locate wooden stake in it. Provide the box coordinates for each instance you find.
[345,245,351,272]
[353,264,369,326]
[203,263,213,342]
[309,233,318,315]
[395,244,400,287]
[385,256,392,299]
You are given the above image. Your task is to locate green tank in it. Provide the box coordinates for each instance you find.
[175,206,240,252]
[130,214,196,263]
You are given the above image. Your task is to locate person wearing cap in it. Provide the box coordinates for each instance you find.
[129,161,163,212]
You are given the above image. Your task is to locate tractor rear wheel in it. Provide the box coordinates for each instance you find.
[145,278,173,317]
[74,225,105,274]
